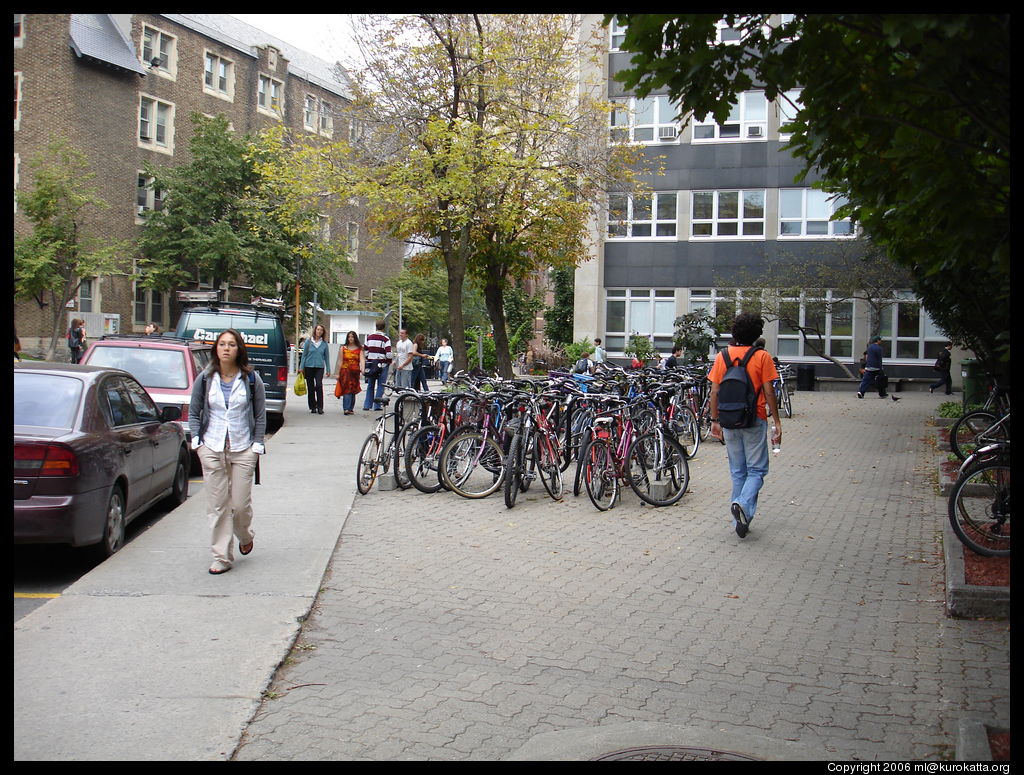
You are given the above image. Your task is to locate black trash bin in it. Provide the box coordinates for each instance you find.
[796,364,815,392]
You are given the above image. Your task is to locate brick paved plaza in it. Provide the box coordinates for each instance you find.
[235,391,1009,761]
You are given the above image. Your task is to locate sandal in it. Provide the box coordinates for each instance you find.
[209,564,231,575]
[239,540,254,556]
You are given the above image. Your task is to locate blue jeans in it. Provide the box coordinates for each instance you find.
[342,392,356,412]
[363,365,389,410]
[438,361,451,383]
[395,369,412,389]
[858,369,885,396]
[723,418,770,525]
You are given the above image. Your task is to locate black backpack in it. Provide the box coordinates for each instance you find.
[716,345,763,429]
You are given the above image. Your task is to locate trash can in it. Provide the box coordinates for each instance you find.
[960,359,985,407]
[796,364,815,392]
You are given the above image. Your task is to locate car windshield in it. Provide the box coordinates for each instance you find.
[14,373,83,429]
[86,346,188,389]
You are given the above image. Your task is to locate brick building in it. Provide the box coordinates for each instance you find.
[14,13,405,356]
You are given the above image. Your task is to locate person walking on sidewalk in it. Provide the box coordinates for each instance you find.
[394,329,414,389]
[929,341,954,395]
[67,318,86,364]
[362,320,392,411]
[189,328,267,575]
[434,338,453,384]
[857,335,888,399]
[302,325,331,415]
[337,331,364,415]
[707,313,783,538]
[411,333,430,391]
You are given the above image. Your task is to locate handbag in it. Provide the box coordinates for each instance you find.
[334,378,343,398]
[294,371,307,396]
[364,360,381,378]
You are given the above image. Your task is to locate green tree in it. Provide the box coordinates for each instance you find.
[673,309,716,365]
[138,114,350,308]
[544,265,575,347]
[370,260,488,340]
[609,13,1009,371]
[14,139,132,360]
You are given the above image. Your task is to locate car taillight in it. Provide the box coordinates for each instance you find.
[179,404,189,422]
[14,443,80,477]
[277,367,288,384]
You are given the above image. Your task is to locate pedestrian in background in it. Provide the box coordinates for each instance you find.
[362,320,392,411]
[857,335,888,399]
[664,345,683,369]
[302,324,331,415]
[592,338,606,366]
[336,331,364,415]
[145,322,161,336]
[707,313,783,539]
[411,333,430,391]
[394,328,414,389]
[434,338,453,384]
[930,342,954,395]
[15,332,22,361]
[189,328,267,575]
[67,318,86,364]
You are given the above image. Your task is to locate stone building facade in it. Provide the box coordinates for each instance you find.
[14,13,404,355]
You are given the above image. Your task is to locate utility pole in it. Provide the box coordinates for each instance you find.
[294,258,302,373]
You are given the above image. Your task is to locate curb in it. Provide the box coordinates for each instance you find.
[956,718,1008,762]
[942,518,1010,620]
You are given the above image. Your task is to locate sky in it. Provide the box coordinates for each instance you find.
[230,14,362,66]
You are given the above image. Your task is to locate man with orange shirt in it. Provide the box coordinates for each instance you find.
[707,313,784,538]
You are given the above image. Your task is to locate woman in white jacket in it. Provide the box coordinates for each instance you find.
[189,328,267,575]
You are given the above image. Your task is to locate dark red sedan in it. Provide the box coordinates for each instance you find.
[14,361,190,557]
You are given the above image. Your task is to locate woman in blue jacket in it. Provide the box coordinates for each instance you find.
[302,325,331,415]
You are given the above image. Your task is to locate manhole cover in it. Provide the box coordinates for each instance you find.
[592,746,762,762]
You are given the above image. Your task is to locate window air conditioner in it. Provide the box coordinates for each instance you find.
[747,125,764,138]
[658,126,679,140]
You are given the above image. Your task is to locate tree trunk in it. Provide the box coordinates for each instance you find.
[443,230,470,374]
[483,270,513,379]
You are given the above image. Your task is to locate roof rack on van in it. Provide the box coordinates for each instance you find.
[176,290,286,316]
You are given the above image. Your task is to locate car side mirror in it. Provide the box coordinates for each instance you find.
[160,405,182,422]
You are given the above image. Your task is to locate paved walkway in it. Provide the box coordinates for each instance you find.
[231,390,1009,761]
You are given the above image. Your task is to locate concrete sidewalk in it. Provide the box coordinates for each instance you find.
[13,374,370,761]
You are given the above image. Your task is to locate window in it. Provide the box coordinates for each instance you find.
[139,95,174,153]
[879,293,948,361]
[779,189,853,237]
[689,288,764,351]
[777,89,802,140]
[142,26,176,78]
[345,222,359,261]
[605,289,676,354]
[79,278,94,313]
[15,13,26,47]
[610,95,679,143]
[133,276,167,329]
[692,91,767,142]
[14,71,21,130]
[136,173,164,218]
[608,192,677,238]
[304,95,333,137]
[203,52,233,100]
[715,19,744,45]
[691,190,765,238]
[608,18,627,51]
[258,75,283,117]
[776,292,854,359]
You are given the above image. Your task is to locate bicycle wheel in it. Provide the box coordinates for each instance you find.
[503,434,524,508]
[405,424,444,494]
[536,434,564,500]
[673,406,701,460]
[584,437,619,511]
[779,383,793,418]
[572,435,593,497]
[948,459,1011,557]
[564,407,594,471]
[393,420,420,489]
[440,429,505,499]
[626,431,690,507]
[356,434,381,495]
[950,410,1000,461]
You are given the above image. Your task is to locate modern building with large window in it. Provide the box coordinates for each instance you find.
[574,14,951,382]
[14,13,403,354]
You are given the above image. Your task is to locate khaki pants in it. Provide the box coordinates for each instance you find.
[197,446,258,566]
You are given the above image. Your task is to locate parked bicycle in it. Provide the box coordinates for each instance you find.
[947,411,1010,557]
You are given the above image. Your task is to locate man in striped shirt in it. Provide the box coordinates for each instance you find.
[362,320,393,411]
